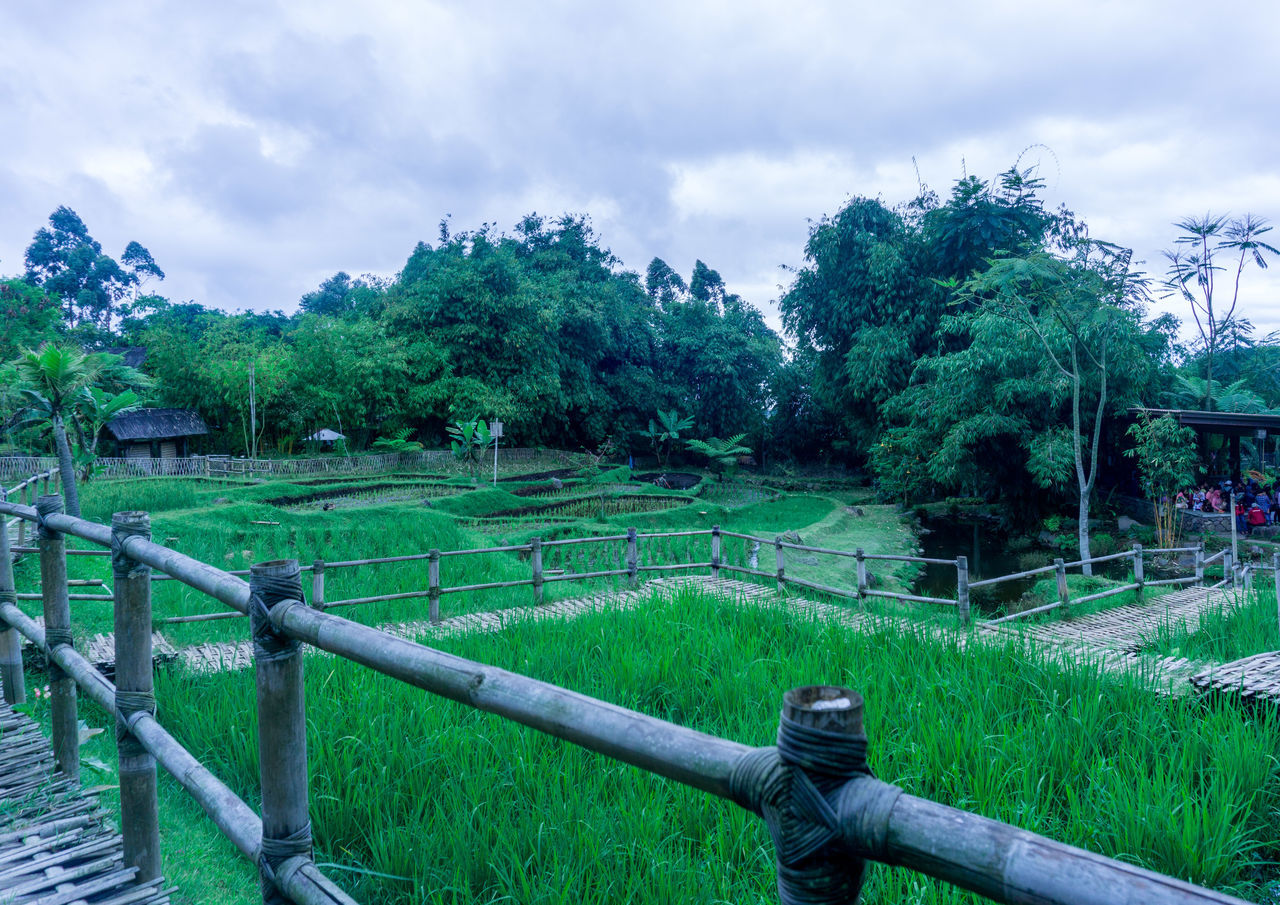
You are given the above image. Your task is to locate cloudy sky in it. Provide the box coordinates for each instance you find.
[2,1,1278,340]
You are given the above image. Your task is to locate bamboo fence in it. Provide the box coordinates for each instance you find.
[0,482,1255,904]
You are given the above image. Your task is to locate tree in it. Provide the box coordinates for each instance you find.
[448,419,493,482]
[685,434,752,481]
[1163,214,1278,411]
[23,206,163,331]
[0,279,62,360]
[777,168,1064,457]
[10,344,147,517]
[639,409,694,467]
[73,387,142,480]
[952,244,1154,572]
[1125,414,1199,547]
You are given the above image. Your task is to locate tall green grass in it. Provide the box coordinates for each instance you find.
[136,586,1280,904]
[1144,585,1279,662]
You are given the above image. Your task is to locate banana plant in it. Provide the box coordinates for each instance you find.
[448,419,492,482]
[638,409,694,467]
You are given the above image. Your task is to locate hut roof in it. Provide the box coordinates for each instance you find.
[104,346,147,369]
[106,408,209,442]
[305,428,346,442]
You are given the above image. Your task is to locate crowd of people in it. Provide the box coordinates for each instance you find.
[1176,478,1279,535]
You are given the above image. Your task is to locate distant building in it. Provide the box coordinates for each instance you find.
[104,408,210,459]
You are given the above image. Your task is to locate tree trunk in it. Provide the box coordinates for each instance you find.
[1077,492,1091,577]
[52,414,80,518]
[1203,346,1215,411]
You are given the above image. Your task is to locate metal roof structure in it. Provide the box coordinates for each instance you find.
[1128,408,1280,436]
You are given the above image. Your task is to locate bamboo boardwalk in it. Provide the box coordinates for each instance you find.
[0,707,173,904]
[166,577,1232,702]
[1191,651,1280,703]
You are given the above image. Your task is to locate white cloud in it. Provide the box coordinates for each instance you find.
[0,0,1277,334]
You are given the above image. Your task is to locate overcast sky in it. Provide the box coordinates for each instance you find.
[2,1,1278,341]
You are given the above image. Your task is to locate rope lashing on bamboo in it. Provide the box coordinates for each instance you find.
[249,564,304,662]
[115,688,157,742]
[43,627,74,649]
[259,822,314,884]
[729,688,888,905]
[35,494,62,540]
[111,512,152,580]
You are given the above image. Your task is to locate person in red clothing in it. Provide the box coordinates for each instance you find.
[1247,502,1267,534]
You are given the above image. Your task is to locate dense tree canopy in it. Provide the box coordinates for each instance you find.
[3,182,1275,542]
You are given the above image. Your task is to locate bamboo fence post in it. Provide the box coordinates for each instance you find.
[1224,549,1234,589]
[428,549,441,624]
[1133,545,1144,606]
[856,548,867,606]
[311,559,325,610]
[531,537,544,605]
[774,685,869,900]
[0,507,24,705]
[18,485,27,547]
[1055,558,1069,614]
[1273,553,1280,634]
[250,559,314,905]
[710,525,721,581]
[775,536,786,593]
[626,528,638,588]
[112,510,162,883]
[37,494,78,782]
[1194,544,1204,586]
[955,555,970,626]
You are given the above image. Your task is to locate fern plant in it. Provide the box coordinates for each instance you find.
[685,434,751,481]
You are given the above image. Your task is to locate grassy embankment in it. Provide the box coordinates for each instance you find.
[49,583,1280,904]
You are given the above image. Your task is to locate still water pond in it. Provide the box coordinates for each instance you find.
[913,517,1130,615]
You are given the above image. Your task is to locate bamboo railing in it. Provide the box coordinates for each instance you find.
[0,448,575,482]
[1,468,59,550]
[129,527,1226,631]
[0,494,1253,905]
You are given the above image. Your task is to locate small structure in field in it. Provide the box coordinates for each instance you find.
[105,408,210,459]
[304,428,347,450]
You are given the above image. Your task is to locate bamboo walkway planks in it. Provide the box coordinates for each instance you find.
[1191,651,1280,703]
[981,585,1231,652]
[0,707,173,904]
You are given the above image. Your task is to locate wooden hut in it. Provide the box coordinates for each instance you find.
[104,408,210,459]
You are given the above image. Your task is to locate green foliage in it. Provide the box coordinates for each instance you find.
[684,434,752,480]
[0,278,62,360]
[371,428,424,453]
[639,409,693,466]
[23,205,163,330]
[1126,413,1200,546]
[1163,213,1278,410]
[448,419,493,481]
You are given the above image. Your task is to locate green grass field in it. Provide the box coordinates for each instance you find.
[47,583,1280,904]
[13,470,1280,903]
[9,471,917,643]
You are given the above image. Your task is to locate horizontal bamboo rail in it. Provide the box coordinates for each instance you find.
[0,499,1252,905]
[968,562,1060,588]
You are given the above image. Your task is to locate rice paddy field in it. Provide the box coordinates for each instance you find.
[9,467,1280,903]
[9,468,919,644]
[49,584,1280,904]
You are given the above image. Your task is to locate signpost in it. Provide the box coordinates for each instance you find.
[491,421,504,486]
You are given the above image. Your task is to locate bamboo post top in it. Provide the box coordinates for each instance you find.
[782,684,864,737]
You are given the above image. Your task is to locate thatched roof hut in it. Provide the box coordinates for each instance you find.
[105,408,209,459]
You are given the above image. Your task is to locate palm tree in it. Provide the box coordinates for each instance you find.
[12,344,147,518]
